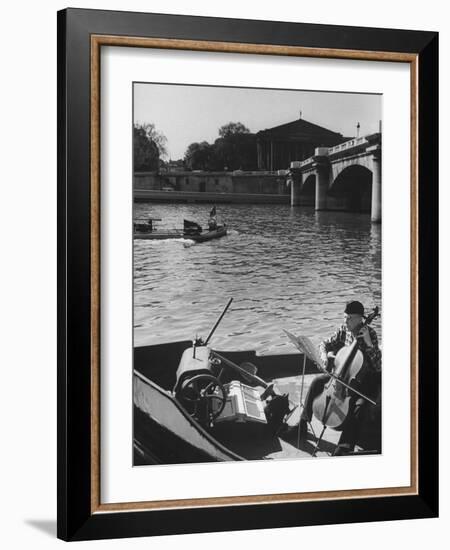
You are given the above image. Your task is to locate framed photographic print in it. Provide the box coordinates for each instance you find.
[57,8,438,541]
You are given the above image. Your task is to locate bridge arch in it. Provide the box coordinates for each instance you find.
[328,164,372,213]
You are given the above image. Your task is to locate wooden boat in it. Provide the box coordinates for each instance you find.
[133,338,381,465]
[134,219,228,242]
[187,225,227,242]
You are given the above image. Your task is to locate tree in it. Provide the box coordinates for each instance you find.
[183,121,257,171]
[184,141,220,171]
[215,122,257,170]
[133,123,168,171]
[218,122,250,139]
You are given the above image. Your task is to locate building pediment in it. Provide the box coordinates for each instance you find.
[256,118,345,144]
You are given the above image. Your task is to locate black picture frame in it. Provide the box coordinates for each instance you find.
[57,7,438,541]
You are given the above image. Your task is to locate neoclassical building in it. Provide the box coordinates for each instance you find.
[256,117,348,171]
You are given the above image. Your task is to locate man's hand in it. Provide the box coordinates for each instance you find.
[357,326,373,348]
[322,352,335,372]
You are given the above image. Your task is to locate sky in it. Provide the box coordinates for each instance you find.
[134,83,382,161]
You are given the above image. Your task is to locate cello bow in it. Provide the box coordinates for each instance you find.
[283,329,377,406]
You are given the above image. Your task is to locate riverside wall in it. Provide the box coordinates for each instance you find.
[134,170,290,203]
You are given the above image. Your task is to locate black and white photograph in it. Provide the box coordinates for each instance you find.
[0,0,444,545]
[132,83,383,465]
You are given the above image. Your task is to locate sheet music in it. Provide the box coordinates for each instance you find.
[283,329,322,367]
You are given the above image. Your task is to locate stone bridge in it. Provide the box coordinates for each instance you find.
[283,133,381,222]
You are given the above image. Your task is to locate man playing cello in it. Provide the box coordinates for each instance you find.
[299,300,382,455]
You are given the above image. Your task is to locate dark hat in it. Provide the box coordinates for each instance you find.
[344,300,365,316]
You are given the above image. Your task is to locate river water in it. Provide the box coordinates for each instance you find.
[134,203,381,354]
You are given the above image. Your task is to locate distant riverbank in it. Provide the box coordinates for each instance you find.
[134,189,291,204]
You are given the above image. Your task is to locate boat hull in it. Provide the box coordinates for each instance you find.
[134,371,244,464]
[134,226,227,241]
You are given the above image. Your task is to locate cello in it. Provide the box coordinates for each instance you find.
[311,306,380,431]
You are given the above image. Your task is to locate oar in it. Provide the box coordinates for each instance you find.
[210,351,269,388]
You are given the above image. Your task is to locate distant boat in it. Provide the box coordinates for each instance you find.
[133,217,228,242]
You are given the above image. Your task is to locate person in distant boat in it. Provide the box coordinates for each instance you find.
[298,300,382,455]
[208,217,217,231]
[208,206,218,231]
[147,218,153,232]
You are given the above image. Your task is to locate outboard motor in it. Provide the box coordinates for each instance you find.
[173,345,226,426]
[173,344,218,392]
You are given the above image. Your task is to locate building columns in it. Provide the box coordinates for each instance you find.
[256,139,262,170]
